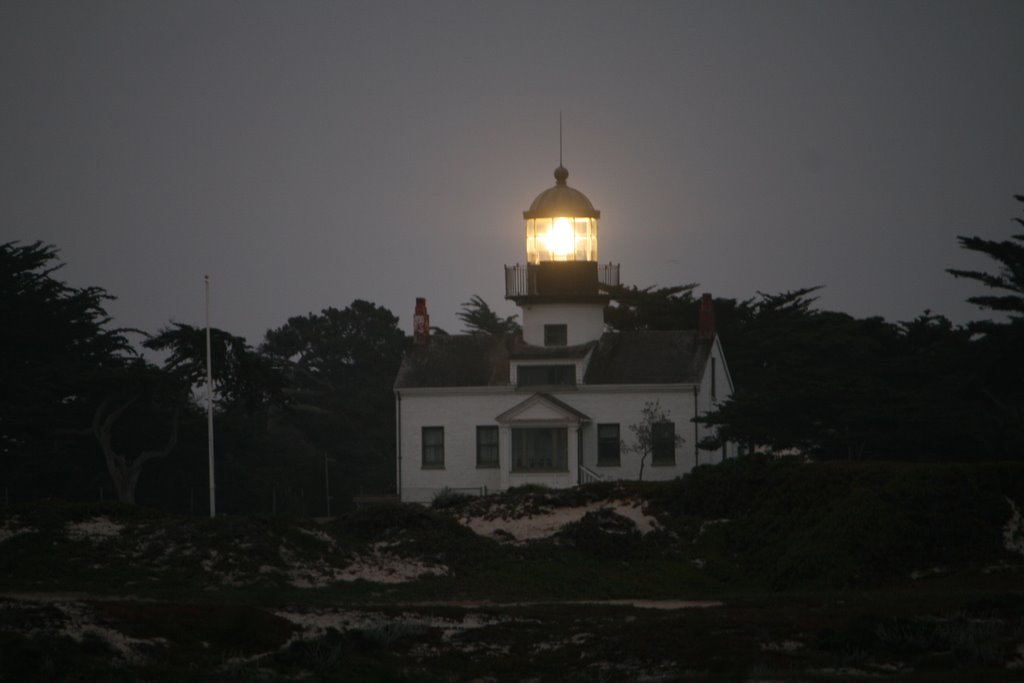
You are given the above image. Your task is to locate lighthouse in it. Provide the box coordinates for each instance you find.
[394,159,733,504]
[505,165,619,347]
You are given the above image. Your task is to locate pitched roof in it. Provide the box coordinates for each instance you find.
[494,393,591,423]
[508,339,596,360]
[394,330,712,389]
[394,334,512,388]
[583,331,712,384]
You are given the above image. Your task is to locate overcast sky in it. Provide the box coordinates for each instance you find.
[3,1,1023,346]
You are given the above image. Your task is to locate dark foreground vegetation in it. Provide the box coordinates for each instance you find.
[3,458,1024,681]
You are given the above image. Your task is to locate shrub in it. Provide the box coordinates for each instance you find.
[430,487,473,510]
[646,453,798,518]
[739,461,1024,588]
[555,509,642,559]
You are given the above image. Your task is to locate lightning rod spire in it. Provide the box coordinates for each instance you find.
[559,111,563,167]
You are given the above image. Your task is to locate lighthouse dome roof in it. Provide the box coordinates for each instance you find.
[523,166,600,219]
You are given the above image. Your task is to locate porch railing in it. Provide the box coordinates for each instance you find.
[504,263,620,298]
[579,465,605,485]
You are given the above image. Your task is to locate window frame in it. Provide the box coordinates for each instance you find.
[596,423,620,466]
[476,425,499,468]
[421,426,445,468]
[651,421,675,465]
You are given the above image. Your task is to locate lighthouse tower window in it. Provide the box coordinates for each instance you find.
[544,324,567,347]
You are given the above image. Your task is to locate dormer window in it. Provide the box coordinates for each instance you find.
[544,324,567,347]
[517,364,575,387]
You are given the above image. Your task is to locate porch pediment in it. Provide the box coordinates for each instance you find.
[495,393,590,425]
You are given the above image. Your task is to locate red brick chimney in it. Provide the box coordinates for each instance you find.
[413,297,430,345]
[698,293,715,340]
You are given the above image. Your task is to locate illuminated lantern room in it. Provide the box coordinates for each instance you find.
[506,164,620,345]
[524,165,600,263]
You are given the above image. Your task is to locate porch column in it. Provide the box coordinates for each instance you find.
[568,423,580,485]
[498,425,511,492]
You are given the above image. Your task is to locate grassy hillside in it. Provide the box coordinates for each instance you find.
[4,458,1024,598]
[3,458,1024,680]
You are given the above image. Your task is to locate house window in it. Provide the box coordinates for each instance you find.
[544,324,567,347]
[597,423,620,466]
[422,426,444,468]
[511,427,568,471]
[517,364,575,387]
[476,426,499,468]
[651,421,675,465]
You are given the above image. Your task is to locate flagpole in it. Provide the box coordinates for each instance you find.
[205,274,216,518]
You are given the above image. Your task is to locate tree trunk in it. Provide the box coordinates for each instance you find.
[92,396,178,506]
[107,459,134,504]
[122,467,143,504]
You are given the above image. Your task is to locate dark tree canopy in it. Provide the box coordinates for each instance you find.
[0,241,133,458]
[133,301,410,511]
[145,323,284,415]
[0,242,189,505]
[604,283,1008,461]
[457,295,521,336]
[701,299,992,460]
[604,283,698,332]
[262,300,408,496]
[696,288,896,458]
[263,300,407,381]
[945,194,1024,448]
[947,194,1024,325]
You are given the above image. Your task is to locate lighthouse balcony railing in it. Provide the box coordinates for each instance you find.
[504,263,620,298]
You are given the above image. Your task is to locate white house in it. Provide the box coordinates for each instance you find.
[394,165,734,504]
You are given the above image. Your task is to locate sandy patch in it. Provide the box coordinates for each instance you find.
[1004,498,1024,557]
[393,598,723,611]
[585,599,722,610]
[459,500,659,542]
[277,608,392,637]
[910,566,950,580]
[66,517,124,542]
[336,542,448,584]
[1007,643,1024,669]
[696,518,730,537]
[278,547,344,588]
[0,517,34,544]
[279,542,448,587]
[297,528,336,546]
[50,600,167,665]
[200,549,219,572]
[276,607,509,642]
